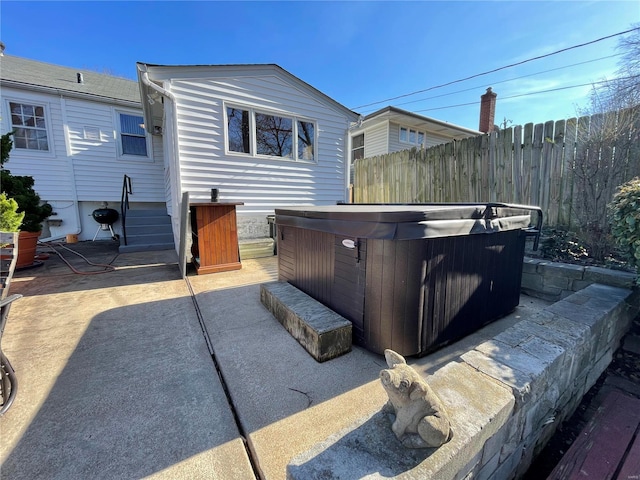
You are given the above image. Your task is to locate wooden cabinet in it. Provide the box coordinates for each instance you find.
[190,202,243,274]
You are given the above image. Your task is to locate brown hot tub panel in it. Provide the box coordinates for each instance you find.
[275,203,542,357]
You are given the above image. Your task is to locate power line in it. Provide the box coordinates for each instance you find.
[388,54,621,111]
[352,27,639,110]
[412,75,640,113]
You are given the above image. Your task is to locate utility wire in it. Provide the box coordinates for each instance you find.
[412,75,640,113]
[352,27,639,110]
[389,54,621,111]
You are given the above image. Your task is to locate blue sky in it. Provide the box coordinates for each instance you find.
[1,1,638,131]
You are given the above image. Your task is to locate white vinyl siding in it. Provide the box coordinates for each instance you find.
[166,73,353,214]
[1,90,71,201]
[64,99,163,202]
[360,122,389,158]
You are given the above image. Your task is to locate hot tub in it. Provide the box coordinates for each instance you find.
[275,203,542,357]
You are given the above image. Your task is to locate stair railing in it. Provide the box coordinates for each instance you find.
[120,175,132,245]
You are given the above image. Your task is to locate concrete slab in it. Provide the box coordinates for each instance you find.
[1,242,254,480]
[187,259,552,479]
[2,243,556,480]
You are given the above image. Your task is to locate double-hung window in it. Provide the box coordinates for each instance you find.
[118,113,148,157]
[226,106,316,162]
[9,102,49,151]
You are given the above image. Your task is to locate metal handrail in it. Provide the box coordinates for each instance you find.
[120,175,133,246]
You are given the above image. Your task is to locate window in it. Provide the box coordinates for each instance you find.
[352,133,364,161]
[9,102,49,151]
[399,126,425,146]
[226,106,315,162]
[297,120,314,161]
[256,113,293,158]
[119,113,147,156]
[227,107,251,153]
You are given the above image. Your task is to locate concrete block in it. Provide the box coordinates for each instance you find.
[522,257,543,273]
[584,266,638,288]
[474,452,500,480]
[543,262,585,279]
[461,349,535,406]
[260,282,351,362]
[537,261,583,279]
[544,274,571,290]
[521,272,543,290]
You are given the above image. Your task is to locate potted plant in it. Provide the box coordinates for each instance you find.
[1,132,52,268]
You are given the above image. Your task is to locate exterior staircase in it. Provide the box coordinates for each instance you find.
[118,208,175,253]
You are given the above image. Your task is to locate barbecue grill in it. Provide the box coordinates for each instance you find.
[91,203,119,240]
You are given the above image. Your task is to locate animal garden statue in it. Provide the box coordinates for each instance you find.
[379,349,452,448]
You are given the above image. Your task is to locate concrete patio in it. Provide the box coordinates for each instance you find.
[0,241,634,479]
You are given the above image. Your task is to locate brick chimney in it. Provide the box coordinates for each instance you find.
[479,87,497,133]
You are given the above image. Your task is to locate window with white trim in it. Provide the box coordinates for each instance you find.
[399,126,425,146]
[226,106,316,162]
[352,133,364,161]
[118,113,148,156]
[9,102,49,151]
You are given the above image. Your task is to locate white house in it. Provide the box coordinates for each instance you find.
[136,62,360,257]
[0,54,170,248]
[349,105,481,164]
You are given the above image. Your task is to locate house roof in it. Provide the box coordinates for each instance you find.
[136,62,359,133]
[0,54,141,105]
[360,106,481,139]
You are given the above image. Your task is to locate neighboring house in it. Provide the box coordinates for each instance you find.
[0,54,169,249]
[349,105,482,165]
[136,62,359,258]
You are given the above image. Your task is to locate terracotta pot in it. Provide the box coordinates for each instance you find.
[16,231,41,269]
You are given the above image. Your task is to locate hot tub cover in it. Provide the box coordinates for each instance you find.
[275,203,540,240]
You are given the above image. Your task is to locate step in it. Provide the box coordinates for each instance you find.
[125,215,172,227]
[125,224,173,236]
[124,232,174,245]
[239,237,275,260]
[260,281,352,362]
[118,242,175,254]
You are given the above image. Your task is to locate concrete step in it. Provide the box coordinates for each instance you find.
[260,281,352,362]
[119,242,175,253]
[120,208,175,254]
[126,224,173,236]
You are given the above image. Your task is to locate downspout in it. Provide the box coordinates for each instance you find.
[138,64,175,103]
[137,64,182,253]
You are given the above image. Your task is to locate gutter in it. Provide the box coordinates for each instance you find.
[137,63,175,101]
[0,79,140,108]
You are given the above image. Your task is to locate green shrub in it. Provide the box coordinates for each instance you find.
[1,131,52,232]
[609,177,640,277]
[0,193,24,232]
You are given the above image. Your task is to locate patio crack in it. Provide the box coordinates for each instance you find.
[185,277,262,480]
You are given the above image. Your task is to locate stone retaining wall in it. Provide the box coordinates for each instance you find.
[453,283,639,479]
[521,256,637,302]
[288,284,640,480]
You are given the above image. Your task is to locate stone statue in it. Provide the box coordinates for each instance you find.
[379,349,452,448]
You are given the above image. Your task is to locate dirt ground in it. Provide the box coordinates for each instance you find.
[522,312,640,478]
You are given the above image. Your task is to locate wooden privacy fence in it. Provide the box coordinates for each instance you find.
[353,108,640,229]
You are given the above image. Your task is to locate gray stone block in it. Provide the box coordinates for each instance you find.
[260,282,351,362]
[584,266,638,287]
